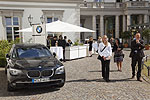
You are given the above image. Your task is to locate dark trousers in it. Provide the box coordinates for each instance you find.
[131,56,143,79]
[63,49,66,62]
[101,59,110,80]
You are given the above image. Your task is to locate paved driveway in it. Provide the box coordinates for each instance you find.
[0,50,150,100]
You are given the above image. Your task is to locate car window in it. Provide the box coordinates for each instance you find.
[17,47,52,58]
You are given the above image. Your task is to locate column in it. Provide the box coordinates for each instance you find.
[100,15,104,36]
[115,15,119,38]
[138,15,143,24]
[105,19,108,36]
[144,14,149,23]
[127,15,131,31]
[123,15,126,32]
[92,15,96,39]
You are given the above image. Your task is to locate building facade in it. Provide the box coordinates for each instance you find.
[80,0,150,41]
[0,0,82,43]
[0,0,150,43]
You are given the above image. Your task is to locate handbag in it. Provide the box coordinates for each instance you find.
[114,50,125,58]
[97,46,107,61]
[97,55,103,60]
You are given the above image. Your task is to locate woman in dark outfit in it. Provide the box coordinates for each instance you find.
[88,37,93,57]
[113,38,124,72]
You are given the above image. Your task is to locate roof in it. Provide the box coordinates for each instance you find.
[0,0,83,3]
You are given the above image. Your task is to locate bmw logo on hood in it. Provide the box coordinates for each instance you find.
[36,26,42,33]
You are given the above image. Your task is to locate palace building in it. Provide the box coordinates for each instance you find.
[0,0,150,42]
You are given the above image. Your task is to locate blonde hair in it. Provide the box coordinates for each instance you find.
[102,35,108,46]
[98,36,102,39]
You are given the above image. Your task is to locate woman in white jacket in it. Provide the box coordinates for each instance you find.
[98,35,112,82]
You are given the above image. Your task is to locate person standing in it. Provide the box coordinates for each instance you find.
[66,39,73,46]
[88,37,93,57]
[51,36,57,46]
[110,37,115,52]
[97,36,102,52]
[46,36,50,49]
[62,36,67,62]
[129,33,145,82]
[98,35,112,82]
[113,38,124,72]
[97,36,102,46]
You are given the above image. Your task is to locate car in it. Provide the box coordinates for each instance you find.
[5,43,65,91]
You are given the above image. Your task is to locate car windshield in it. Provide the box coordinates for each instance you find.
[16,47,52,58]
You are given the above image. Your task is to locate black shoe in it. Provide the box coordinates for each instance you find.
[131,75,135,79]
[137,77,142,82]
[105,79,110,82]
[102,77,106,80]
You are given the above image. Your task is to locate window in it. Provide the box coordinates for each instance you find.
[54,18,58,21]
[5,17,20,42]
[47,17,59,23]
[6,17,12,25]
[47,17,52,23]
[13,17,19,25]
[95,0,102,2]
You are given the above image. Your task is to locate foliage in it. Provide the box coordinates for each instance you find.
[142,29,150,44]
[121,31,131,39]
[121,31,131,43]
[73,40,79,46]
[0,38,20,67]
[0,57,7,67]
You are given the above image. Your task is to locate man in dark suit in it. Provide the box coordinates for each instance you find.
[62,36,67,62]
[58,35,67,62]
[129,33,145,82]
[51,36,57,46]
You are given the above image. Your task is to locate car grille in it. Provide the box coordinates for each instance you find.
[41,70,53,77]
[27,70,40,78]
[27,69,54,78]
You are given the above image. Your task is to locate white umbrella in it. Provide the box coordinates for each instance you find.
[17,27,32,32]
[16,20,95,33]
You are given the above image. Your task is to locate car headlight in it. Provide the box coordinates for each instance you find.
[9,68,22,76]
[55,66,65,74]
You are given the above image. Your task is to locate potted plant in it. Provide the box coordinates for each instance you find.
[142,29,150,50]
[121,31,131,48]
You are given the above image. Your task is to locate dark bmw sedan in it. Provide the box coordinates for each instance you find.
[5,43,65,91]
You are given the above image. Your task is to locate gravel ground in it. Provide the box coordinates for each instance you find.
[0,50,150,100]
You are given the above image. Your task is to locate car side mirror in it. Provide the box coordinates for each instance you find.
[6,54,10,59]
[53,52,56,58]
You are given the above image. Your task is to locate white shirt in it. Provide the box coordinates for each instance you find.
[98,42,112,58]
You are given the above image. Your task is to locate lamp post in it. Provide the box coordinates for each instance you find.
[28,14,46,26]
[28,14,33,26]
[40,15,46,24]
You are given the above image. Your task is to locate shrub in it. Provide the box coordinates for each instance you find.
[0,57,7,67]
[0,38,20,67]
[142,29,150,44]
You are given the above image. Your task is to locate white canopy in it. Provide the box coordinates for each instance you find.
[16,20,95,33]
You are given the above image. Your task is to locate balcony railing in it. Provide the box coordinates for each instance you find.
[80,1,149,9]
[126,1,149,7]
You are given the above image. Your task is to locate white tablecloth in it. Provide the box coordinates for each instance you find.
[50,47,63,60]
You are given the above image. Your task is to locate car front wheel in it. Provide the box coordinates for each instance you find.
[7,82,15,92]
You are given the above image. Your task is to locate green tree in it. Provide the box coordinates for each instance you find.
[121,31,131,43]
[142,29,150,44]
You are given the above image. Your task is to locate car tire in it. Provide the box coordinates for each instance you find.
[56,82,65,88]
[7,82,15,92]
[5,67,7,75]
